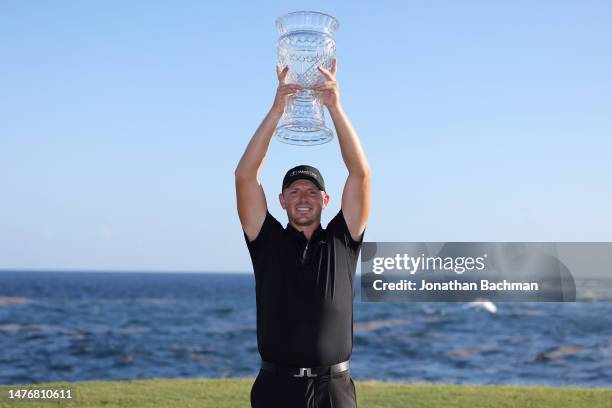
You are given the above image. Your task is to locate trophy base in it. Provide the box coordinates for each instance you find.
[274,124,334,146]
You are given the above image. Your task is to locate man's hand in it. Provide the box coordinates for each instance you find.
[313,59,340,109]
[272,65,303,114]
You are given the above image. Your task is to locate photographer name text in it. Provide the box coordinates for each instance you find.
[372,279,539,292]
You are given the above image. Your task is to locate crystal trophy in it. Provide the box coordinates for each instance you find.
[273,11,340,145]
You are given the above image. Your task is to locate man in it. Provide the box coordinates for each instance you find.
[235,59,370,408]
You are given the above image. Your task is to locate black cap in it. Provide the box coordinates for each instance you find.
[282,165,325,192]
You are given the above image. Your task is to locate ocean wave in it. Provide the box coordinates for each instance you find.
[191,353,214,363]
[97,298,176,305]
[354,319,411,331]
[448,348,480,359]
[0,323,83,335]
[531,345,584,363]
[0,323,147,337]
[116,326,150,334]
[0,296,31,305]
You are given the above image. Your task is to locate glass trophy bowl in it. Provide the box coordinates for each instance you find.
[273,11,340,145]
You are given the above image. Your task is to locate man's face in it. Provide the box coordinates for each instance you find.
[279,179,330,227]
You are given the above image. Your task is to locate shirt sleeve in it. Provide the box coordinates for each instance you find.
[243,211,282,261]
[327,209,365,255]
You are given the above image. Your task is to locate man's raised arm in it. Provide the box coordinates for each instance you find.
[314,60,371,241]
[235,66,302,241]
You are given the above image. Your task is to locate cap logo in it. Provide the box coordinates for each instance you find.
[289,169,319,179]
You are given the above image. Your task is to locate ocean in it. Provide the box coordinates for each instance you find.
[0,271,610,387]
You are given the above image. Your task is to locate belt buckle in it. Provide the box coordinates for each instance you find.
[293,367,317,378]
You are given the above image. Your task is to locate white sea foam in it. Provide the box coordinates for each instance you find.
[465,300,497,314]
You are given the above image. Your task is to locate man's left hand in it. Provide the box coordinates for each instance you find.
[314,59,340,109]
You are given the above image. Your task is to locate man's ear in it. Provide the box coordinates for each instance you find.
[322,192,330,209]
[279,192,287,209]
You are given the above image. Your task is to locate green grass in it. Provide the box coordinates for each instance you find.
[1,378,610,407]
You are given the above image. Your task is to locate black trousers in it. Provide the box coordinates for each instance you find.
[250,368,357,408]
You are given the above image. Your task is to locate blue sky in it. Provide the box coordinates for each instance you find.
[1,1,611,272]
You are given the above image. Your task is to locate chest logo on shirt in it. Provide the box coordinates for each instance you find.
[319,240,327,246]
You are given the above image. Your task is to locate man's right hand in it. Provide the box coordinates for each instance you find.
[271,65,303,114]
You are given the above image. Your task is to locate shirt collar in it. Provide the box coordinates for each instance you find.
[286,222,323,242]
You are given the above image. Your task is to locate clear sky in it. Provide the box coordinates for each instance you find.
[1,1,611,273]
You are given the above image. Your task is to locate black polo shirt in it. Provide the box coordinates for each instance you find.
[244,210,363,367]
